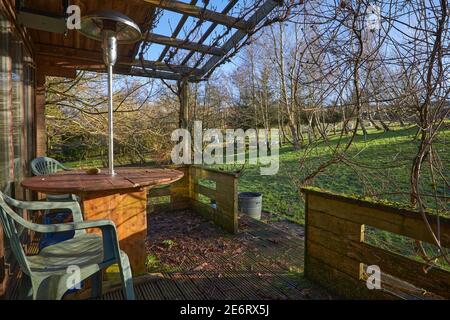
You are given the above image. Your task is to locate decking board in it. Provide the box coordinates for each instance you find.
[94,210,333,300]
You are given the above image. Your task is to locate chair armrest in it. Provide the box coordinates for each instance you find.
[4,197,84,222]
[3,200,122,262]
[25,219,116,234]
[27,219,121,262]
[58,162,74,171]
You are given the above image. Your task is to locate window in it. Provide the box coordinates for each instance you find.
[0,12,34,196]
[11,33,25,196]
[0,12,13,191]
[0,10,35,297]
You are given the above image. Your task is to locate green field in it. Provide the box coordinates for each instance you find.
[236,125,450,224]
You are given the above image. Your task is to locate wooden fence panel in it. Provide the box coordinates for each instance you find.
[307,192,450,247]
[303,188,450,300]
[190,166,238,233]
[149,165,238,233]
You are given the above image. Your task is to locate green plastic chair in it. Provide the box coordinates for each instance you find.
[31,157,73,176]
[0,191,135,300]
[30,157,75,202]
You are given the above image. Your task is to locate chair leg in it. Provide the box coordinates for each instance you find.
[16,275,33,300]
[118,253,136,300]
[91,271,103,299]
[33,276,67,300]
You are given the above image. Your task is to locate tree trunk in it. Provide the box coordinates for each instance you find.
[368,112,382,130]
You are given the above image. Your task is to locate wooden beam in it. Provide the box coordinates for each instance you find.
[35,43,102,63]
[125,68,199,82]
[143,0,249,31]
[36,57,77,79]
[145,33,225,56]
[129,60,203,76]
[35,70,47,157]
[201,0,280,76]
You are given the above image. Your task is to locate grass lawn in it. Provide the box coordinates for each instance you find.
[235,125,450,224]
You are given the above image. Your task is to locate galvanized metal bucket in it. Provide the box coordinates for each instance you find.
[238,192,263,220]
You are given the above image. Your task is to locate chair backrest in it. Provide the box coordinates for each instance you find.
[31,157,64,176]
[0,192,31,276]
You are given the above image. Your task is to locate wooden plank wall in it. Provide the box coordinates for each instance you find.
[149,166,238,233]
[0,0,36,299]
[302,188,450,299]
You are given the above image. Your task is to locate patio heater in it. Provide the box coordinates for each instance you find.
[79,11,142,175]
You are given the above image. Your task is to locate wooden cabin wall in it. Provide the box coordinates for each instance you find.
[0,0,37,299]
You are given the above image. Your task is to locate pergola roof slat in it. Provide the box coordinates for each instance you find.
[129,60,203,76]
[126,67,197,81]
[28,0,282,82]
[143,0,250,31]
[145,32,225,56]
[35,43,201,81]
[201,0,280,77]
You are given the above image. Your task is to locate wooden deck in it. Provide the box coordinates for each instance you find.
[95,210,334,300]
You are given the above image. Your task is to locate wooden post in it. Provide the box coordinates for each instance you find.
[35,69,46,157]
[169,166,190,211]
[178,79,189,129]
[0,226,4,298]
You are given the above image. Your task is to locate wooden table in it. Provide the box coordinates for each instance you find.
[21,167,184,274]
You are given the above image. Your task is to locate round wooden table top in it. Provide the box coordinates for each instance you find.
[21,167,184,195]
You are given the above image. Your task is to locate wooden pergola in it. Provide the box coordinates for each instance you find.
[17,0,282,81]
[12,0,283,140]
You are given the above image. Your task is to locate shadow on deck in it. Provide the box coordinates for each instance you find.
[98,211,335,300]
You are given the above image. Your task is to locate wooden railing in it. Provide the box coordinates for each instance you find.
[149,165,238,233]
[302,187,450,300]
